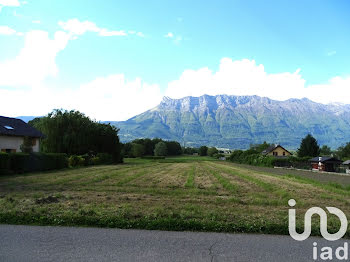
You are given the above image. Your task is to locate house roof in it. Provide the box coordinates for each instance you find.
[262,144,291,155]
[0,116,44,138]
[343,160,350,165]
[309,156,342,164]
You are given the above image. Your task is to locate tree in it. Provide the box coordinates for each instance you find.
[29,109,122,163]
[165,141,182,156]
[207,147,218,157]
[20,137,33,153]
[337,142,350,160]
[320,145,332,156]
[199,146,208,156]
[154,142,168,156]
[250,141,271,153]
[297,134,320,157]
[132,138,153,156]
[131,143,145,157]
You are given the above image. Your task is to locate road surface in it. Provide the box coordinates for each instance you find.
[0,225,347,261]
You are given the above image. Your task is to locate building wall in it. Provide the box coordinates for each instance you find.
[267,147,291,157]
[312,163,325,171]
[0,136,40,153]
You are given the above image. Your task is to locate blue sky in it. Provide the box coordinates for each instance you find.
[0,0,349,120]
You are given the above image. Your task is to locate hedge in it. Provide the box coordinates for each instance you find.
[229,151,311,169]
[0,152,121,175]
[0,152,68,175]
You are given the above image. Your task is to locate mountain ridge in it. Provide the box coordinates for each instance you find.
[111,94,350,150]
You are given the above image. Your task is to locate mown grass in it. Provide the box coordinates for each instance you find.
[1,156,350,237]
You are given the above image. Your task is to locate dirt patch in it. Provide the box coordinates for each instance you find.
[35,195,60,204]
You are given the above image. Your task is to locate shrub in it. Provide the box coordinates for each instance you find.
[68,155,85,167]
[91,157,100,165]
[96,153,113,164]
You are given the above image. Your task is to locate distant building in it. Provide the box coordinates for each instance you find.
[217,148,232,155]
[343,160,350,174]
[0,116,44,153]
[262,144,292,157]
[310,156,342,172]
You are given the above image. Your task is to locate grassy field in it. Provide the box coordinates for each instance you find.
[1,156,350,236]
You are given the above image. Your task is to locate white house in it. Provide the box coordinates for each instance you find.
[0,116,43,153]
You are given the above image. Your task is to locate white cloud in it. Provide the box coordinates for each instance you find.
[0,30,70,87]
[0,0,20,11]
[32,20,41,24]
[58,19,99,35]
[136,32,144,37]
[0,0,20,6]
[0,74,162,121]
[58,18,140,38]
[0,25,16,35]
[164,32,183,44]
[164,32,174,38]
[165,58,350,105]
[99,28,126,36]
[0,25,23,36]
[307,76,350,104]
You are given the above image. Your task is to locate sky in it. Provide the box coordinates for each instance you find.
[0,0,350,121]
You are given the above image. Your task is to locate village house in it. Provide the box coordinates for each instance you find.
[343,160,350,174]
[0,116,44,153]
[310,156,342,172]
[262,144,292,157]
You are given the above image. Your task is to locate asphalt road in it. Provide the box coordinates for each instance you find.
[0,225,348,262]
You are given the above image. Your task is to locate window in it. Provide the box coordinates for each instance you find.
[283,152,286,156]
[4,125,14,130]
[273,152,278,156]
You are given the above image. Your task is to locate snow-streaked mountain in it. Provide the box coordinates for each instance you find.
[111,94,350,149]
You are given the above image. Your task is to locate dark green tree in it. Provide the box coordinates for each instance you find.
[165,141,182,156]
[131,143,145,157]
[337,142,350,160]
[29,109,122,163]
[320,145,332,156]
[154,142,168,156]
[199,146,208,156]
[250,141,271,153]
[297,134,320,157]
[207,147,218,157]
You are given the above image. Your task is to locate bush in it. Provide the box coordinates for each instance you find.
[91,157,100,165]
[68,155,85,167]
[96,153,113,164]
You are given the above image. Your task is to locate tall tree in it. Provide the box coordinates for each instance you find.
[207,147,218,157]
[320,145,332,156]
[199,146,208,156]
[297,134,320,157]
[154,142,168,156]
[29,109,122,163]
[337,142,350,160]
[165,141,182,156]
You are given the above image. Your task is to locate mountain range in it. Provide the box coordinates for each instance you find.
[110,95,350,150]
